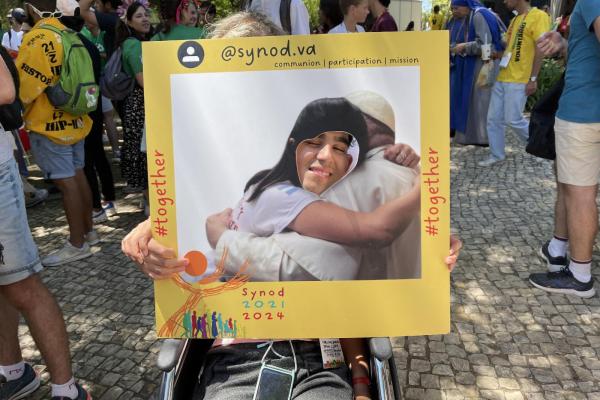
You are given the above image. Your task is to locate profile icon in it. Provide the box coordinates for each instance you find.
[178,41,204,68]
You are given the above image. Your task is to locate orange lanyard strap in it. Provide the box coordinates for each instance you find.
[505,9,530,51]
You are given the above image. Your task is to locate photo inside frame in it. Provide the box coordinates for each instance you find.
[170,66,422,285]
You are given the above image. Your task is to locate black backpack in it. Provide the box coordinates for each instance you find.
[0,46,23,131]
[526,74,565,160]
[99,41,135,101]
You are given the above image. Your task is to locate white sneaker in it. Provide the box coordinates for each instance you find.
[92,209,108,224]
[86,229,100,246]
[102,201,117,217]
[478,156,504,167]
[25,188,49,208]
[42,241,92,267]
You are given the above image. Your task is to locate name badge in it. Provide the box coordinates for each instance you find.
[499,52,512,68]
[319,339,345,369]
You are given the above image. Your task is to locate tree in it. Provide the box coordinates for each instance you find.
[1,0,21,32]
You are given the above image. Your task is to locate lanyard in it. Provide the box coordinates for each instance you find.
[505,9,530,51]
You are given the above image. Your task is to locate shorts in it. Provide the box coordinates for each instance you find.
[0,158,42,286]
[101,95,114,113]
[555,117,600,186]
[29,132,85,180]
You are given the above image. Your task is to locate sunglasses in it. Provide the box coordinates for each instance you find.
[24,2,61,19]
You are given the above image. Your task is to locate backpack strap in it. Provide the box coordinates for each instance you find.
[279,0,292,34]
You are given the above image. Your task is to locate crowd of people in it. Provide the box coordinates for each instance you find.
[446,0,599,299]
[0,0,598,398]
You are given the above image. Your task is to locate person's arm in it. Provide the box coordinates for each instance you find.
[123,39,144,87]
[79,0,100,30]
[527,12,552,96]
[135,72,144,88]
[0,54,15,105]
[123,217,463,278]
[536,31,568,57]
[526,46,544,96]
[594,16,600,43]
[341,338,371,400]
[288,178,420,248]
[383,143,420,169]
[1,32,10,50]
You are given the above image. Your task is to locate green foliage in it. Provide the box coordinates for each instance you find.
[0,0,21,31]
[152,0,319,26]
[526,58,565,112]
[303,0,320,31]
[211,0,246,17]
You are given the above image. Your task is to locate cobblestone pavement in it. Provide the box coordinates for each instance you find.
[17,134,600,399]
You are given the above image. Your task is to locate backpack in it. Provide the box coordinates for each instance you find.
[41,24,100,116]
[526,73,565,160]
[99,44,135,101]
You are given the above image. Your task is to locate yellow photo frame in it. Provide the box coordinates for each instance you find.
[143,31,450,339]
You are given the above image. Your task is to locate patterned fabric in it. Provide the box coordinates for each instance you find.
[121,86,147,188]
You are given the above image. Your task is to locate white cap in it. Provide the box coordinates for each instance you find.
[345,90,395,133]
[56,0,80,16]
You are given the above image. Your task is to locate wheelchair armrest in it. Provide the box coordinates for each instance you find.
[369,337,393,362]
[157,339,187,372]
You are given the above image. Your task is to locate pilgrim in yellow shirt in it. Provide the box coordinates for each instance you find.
[497,7,550,84]
[16,18,91,145]
[429,12,445,30]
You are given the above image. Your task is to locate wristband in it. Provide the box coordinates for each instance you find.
[352,376,371,386]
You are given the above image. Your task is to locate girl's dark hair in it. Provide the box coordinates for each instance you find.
[245,97,368,202]
[339,0,365,15]
[101,0,123,9]
[157,0,180,35]
[319,0,343,28]
[115,2,151,48]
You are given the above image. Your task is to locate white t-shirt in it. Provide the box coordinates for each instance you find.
[231,182,320,236]
[1,29,24,52]
[249,0,311,34]
[328,22,366,34]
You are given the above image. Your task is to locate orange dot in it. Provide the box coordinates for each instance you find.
[184,250,208,276]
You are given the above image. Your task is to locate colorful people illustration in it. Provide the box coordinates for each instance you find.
[211,311,218,337]
[217,312,223,335]
[191,310,197,337]
[183,310,192,337]
[200,313,208,338]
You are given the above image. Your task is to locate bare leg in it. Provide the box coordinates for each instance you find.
[564,184,598,261]
[554,181,568,239]
[0,275,72,384]
[0,293,23,365]
[53,177,87,247]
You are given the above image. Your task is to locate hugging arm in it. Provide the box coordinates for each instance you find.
[0,55,15,105]
[288,182,420,248]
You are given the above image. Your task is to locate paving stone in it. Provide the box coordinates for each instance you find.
[477,376,500,390]
[411,359,431,373]
[421,374,440,389]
